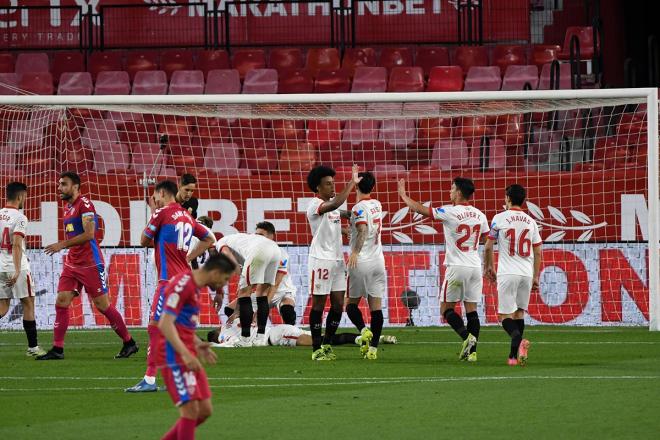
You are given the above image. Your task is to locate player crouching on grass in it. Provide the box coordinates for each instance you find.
[483,184,542,366]
[156,253,236,440]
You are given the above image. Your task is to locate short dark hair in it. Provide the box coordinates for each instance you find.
[357,171,375,194]
[203,253,237,274]
[6,181,27,201]
[453,177,475,200]
[60,171,81,187]
[197,215,213,229]
[506,184,526,207]
[155,180,178,196]
[180,173,197,186]
[307,166,335,193]
[255,221,276,235]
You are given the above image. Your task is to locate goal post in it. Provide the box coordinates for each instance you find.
[0,88,657,331]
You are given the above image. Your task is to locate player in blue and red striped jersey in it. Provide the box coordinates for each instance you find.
[126,180,215,393]
[157,253,235,440]
[37,171,138,360]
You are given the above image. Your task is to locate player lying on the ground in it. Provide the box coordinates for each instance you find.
[206,318,397,348]
[0,182,45,356]
[156,253,236,440]
[399,177,489,362]
[484,184,542,366]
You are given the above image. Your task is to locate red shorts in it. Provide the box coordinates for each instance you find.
[161,365,211,407]
[57,264,107,299]
[150,280,170,321]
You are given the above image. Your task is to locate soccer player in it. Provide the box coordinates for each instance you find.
[346,172,385,360]
[483,184,542,366]
[188,216,215,269]
[37,172,137,360]
[398,177,489,361]
[177,173,199,219]
[126,180,215,392]
[306,164,361,361]
[215,231,281,347]
[157,253,236,440]
[0,182,45,356]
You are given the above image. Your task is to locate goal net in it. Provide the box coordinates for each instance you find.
[0,89,657,330]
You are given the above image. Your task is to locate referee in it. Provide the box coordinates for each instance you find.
[176,173,199,219]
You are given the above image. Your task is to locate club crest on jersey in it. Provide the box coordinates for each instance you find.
[166,293,180,308]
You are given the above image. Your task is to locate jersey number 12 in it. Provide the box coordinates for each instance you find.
[175,222,193,251]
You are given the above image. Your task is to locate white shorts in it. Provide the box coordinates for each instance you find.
[0,270,35,300]
[309,257,347,296]
[238,241,280,289]
[348,257,386,299]
[271,290,295,309]
[497,274,533,314]
[440,266,483,304]
[266,325,309,347]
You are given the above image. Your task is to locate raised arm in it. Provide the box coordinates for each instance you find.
[397,179,432,218]
[318,164,362,215]
[347,223,367,269]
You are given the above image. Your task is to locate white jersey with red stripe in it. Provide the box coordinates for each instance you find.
[276,249,296,295]
[306,197,343,261]
[216,232,274,264]
[432,204,489,268]
[350,198,384,263]
[187,225,216,268]
[215,320,306,348]
[0,207,29,272]
[488,208,542,277]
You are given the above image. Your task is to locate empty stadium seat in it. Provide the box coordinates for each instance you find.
[308,120,342,147]
[132,70,167,95]
[454,115,490,140]
[464,66,501,91]
[169,70,205,95]
[453,46,489,73]
[379,119,415,148]
[538,62,572,89]
[93,143,130,174]
[342,120,380,145]
[279,149,316,172]
[83,119,119,146]
[315,69,350,93]
[58,72,93,95]
[233,49,266,79]
[379,47,413,70]
[432,140,469,170]
[527,127,560,164]
[8,120,46,151]
[242,69,278,94]
[231,119,272,148]
[205,69,241,94]
[204,142,241,173]
[417,117,453,147]
[278,68,313,94]
[342,48,377,76]
[196,50,230,75]
[557,26,598,60]
[492,45,526,73]
[373,163,408,179]
[161,49,195,80]
[501,65,539,90]
[95,71,130,95]
[0,143,17,172]
[15,52,49,75]
[388,67,424,92]
[0,72,19,95]
[131,142,171,174]
[469,138,506,170]
[531,44,561,67]
[494,114,525,146]
[427,66,463,91]
[52,52,85,83]
[269,48,304,72]
[415,46,450,77]
[0,52,14,73]
[89,51,123,80]
[18,72,54,95]
[351,67,387,92]
[272,120,306,143]
[126,51,159,80]
[305,48,340,77]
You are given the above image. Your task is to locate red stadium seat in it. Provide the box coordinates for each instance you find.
[427,66,463,91]
[126,51,159,80]
[18,143,56,174]
[453,46,489,73]
[373,163,408,180]
[464,66,501,91]
[388,67,424,92]
[431,140,469,170]
[314,69,350,93]
[501,65,539,91]
[527,127,560,164]
[538,62,572,89]
[15,52,49,75]
[454,115,490,140]
[83,119,120,147]
[351,67,387,92]
[197,117,231,145]
[417,117,453,147]
[492,45,526,73]
[204,142,241,173]
[242,144,279,173]
[205,69,241,94]
[279,149,316,172]
[379,47,413,70]
[195,50,230,76]
[531,44,561,67]
[278,68,313,94]
[379,119,415,148]
[415,46,450,77]
[89,52,124,80]
[169,70,205,95]
[243,69,278,94]
[93,143,130,174]
[468,138,506,171]
[231,119,272,148]
[273,120,306,144]
[18,72,54,95]
[58,72,93,95]
[161,49,195,80]
[342,48,377,76]
[342,120,380,145]
[118,120,158,145]
[0,72,19,95]
[0,52,14,73]
[52,52,84,84]
[308,119,342,147]
[0,143,18,172]
[269,48,304,73]
[132,70,168,95]
[494,114,525,147]
[305,48,340,77]
[232,49,266,79]
[558,26,598,60]
[95,71,130,95]
[131,143,172,174]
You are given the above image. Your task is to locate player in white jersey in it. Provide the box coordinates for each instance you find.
[345,172,385,360]
[399,177,489,361]
[0,182,45,356]
[484,184,542,366]
[187,216,216,269]
[216,231,280,347]
[306,164,362,361]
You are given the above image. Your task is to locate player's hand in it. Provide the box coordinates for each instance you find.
[347,253,359,269]
[181,351,202,371]
[397,179,406,197]
[44,242,64,255]
[484,267,497,283]
[352,164,362,185]
[341,227,351,239]
[212,293,224,310]
[4,273,19,287]
[532,277,540,291]
[197,342,218,365]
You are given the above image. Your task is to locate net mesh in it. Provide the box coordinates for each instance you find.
[0,94,653,329]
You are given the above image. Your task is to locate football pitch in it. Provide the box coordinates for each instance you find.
[1,327,659,440]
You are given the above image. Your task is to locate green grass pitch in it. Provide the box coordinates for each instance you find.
[1,327,659,440]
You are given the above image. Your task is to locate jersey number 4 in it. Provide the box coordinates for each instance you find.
[456,224,481,252]
[505,229,532,257]
[1,228,11,252]
[175,222,193,251]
